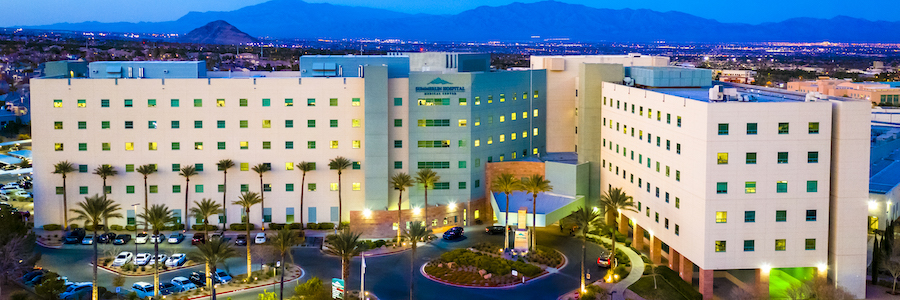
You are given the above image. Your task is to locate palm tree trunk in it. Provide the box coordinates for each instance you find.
[279,252,286,300]
[531,194,537,250]
[204,220,209,241]
[143,176,148,231]
[581,236,586,292]
[342,257,350,300]
[92,226,98,300]
[211,282,217,300]
[300,173,305,227]
[398,190,403,243]
[184,178,190,230]
[223,170,228,229]
[102,178,108,230]
[410,247,416,300]
[260,175,265,230]
[206,262,211,293]
[504,193,510,250]
[154,229,160,298]
[423,188,428,228]
[246,208,252,282]
[62,174,68,229]
[337,172,343,223]
[610,227,616,266]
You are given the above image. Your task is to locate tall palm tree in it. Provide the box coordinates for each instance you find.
[52,161,76,229]
[188,237,237,300]
[69,195,121,300]
[92,165,117,201]
[233,191,262,282]
[414,169,440,228]
[252,163,271,228]
[564,207,604,292]
[390,172,414,242]
[296,161,314,227]
[323,229,363,300]
[403,222,431,300]
[328,157,352,223]
[600,187,637,254]
[137,204,175,298]
[179,165,198,230]
[521,174,552,250]
[270,227,303,300]
[491,173,522,250]
[216,159,235,228]
[191,199,223,239]
[135,164,156,231]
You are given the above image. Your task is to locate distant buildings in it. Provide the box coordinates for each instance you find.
[713,69,756,84]
[787,77,900,105]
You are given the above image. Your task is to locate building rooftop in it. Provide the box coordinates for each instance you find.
[871,160,900,194]
[541,152,579,165]
[652,82,820,103]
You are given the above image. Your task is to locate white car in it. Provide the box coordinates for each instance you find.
[165,253,187,267]
[0,186,24,195]
[148,254,167,266]
[111,251,134,267]
[171,276,196,291]
[60,282,92,300]
[134,253,152,266]
[134,233,150,244]
[132,282,155,298]
[81,235,94,245]
[150,233,166,244]
[255,232,267,244]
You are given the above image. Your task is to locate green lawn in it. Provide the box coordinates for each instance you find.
[630,276,690,300]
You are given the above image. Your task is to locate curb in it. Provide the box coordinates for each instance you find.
[182,266,305,300]
[36,240,63,249]
[95,262,202,277]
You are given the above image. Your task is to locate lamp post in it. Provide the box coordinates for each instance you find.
[132,203,140,255]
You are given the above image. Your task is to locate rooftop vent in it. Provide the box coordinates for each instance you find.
[709,85,724,101]
[805,92,828,102]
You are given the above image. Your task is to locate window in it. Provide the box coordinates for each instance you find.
[195,185,204,193]
[78,121,87,129]
[126,164,134,172]
[805,239,816,250]
[330,120,338,128]
[241,184,249,192]
[394,161,402,169]
[806,210,817,221]
[459,182,467,189]
[330,141,338,149]
[744,240,755,252]
[352,183,361,191]
[286,183,294,192]
[172,142,181,150]
[417,162,450,169]
[745,211,756,222]
[675,197,680,209]
[170,99,179,107]
[79,165,88,173]
[434,182,450,190]
[808,152,818,163]
[193,99,202,107]
[394,119,402,127]
[458,119,467,127]
[307,98,316,106]
[307,120,315,128]
[809,122,819,134]
[54,121,63,130]
[125,142,134,151]
[308,183,317,191]
[458,161,467,168]
[262,98,271,107]
[172,185,181,193]
[285,141,294,149]
[716,211,727,223]
[675,225,680,235]
[148,99,157,107]
[418,119,450,127]
[777,152,788,164]
[330,98,338,106]
[238,99,248,107]
[718,123,729,135]
[777,181,788,193]
[101,99,110,107]
[218,142,226,150]
[775,239,786,251]
[676,144,681,154]
[352,98,361,106]
[102,121,110,129]
[240,141,249,150]
[195,164,204,172]
[79,186,88,194]
[393,140,402,148]
[194,120,202,129]
[716,182,727,194]
[806,180,818,192]
[717,153,728,164]
[745,182,756,194]
[330,183,339,191]
[195,142,203,150]
[262,141,271,149]
[459,98,467,105]
[746,153,757,164]
[262,120,271,128]
[149,185,158,193]
[776,210,787,222]
[78,143,87,151]
[394,98,402,106]
[102,143,111,151]
[747,123,757,135]
[148,142,157,151]
[677,116,682,127]
[715,241,726,252]
[352,140,361,149]
[351,119,360,128]
[240,163,249,171]
[778,122,789,134]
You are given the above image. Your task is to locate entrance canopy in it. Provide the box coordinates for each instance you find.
[490,191,584,227]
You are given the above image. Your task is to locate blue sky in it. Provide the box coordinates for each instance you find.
[4,0,897,27]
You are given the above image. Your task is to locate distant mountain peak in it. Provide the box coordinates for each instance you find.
[181,20,257,45]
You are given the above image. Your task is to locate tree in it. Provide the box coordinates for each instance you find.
[491,173,522,250]
[252,163,271,228]
[296,162,314,228]
[564,207,603,292]
[270,227,302,300]
[188,237,238,300]
[35,271,67,300]
[874,232,884,284]
[52,161,76,229]
[217,159,236,228]
[521,174,552,250]
[599,188,637,255]
[179,165,198,230]
[403,222,431,300]
[886,260,900,295]
[137,204,175,298]
[191,199,223,239]
[0,234,41,286]
[328,157,352,223]
[135,164,156,231]
[414,169,441,228]
[294,277,329,299]
[390,172,414,242]
[233,191,262,282]
[92,165,117,201]
[69,194,122,300]
[323,229,363,300]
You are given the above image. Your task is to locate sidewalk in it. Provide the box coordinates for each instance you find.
[557,234,644,300]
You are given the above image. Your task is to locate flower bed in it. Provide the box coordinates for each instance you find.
[423,248,544,287]
[525,246,564,268]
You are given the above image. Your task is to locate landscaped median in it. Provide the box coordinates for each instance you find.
[96,258,200,276]
[422,243,565,288]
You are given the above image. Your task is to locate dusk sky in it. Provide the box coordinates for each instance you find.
[4,0,898,27]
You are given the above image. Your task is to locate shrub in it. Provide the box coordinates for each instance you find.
[10,291,30,300]
[474,219,484,225]
[125,225,136,231]
[229,223,256,231]
[289,223,303,229]
[192,224,217,231]
[85,225,105,231]
[439,249,542,277]
[43,224,62,231]
[374,240,387,248]
[269,223,285,230]
[306,223,318,230]
[110,225,123,231]
[338,222,350,229]
[318,222,335,230]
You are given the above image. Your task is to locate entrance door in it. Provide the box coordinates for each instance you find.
[870,216,880,233]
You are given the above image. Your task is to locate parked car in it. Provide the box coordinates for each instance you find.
[191,233,205,245]
[60,282,92,300]
[158,282,178,295]
[235,234,248,246]
[111,252,134,267]
[134,233,150,244]
[188,271,221,287]
[214,269,232,283]
[150,233,166,244]
[597,251,614,268]
[21,269,46,286]
[113,234,132,245]
[443,227,464,240]
[149,254,167,266]
[23,273,47,286]
[171,276,196,291]
[132,282,155,298]
[98,232,116,244]
[255,232,267,244]
[81,235,95,245]
[134,253,152,266]
[167,232,185,244]
[0,186,24,195]
[485,226,505,234]
[19,181,32,189]
[165,253,187,267]
[63,228,86,244]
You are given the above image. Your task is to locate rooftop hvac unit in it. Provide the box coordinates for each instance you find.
[709,85,724,101]
[805,92,828,102]
[623,77,634,86]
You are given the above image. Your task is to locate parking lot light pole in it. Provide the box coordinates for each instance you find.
[132,203,140,255]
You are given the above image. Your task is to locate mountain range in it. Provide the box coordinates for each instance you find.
[181,20,256,45]
[23,0,900,43]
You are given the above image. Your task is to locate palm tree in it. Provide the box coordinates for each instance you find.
[296,162,314,227]
[52,161,76,229]
[270,227,303,300]
[414,169,440,228]
[323,229,363,300]
[137,204,175,298]
[403,222,431,300]
[390,172,414,242]
[491,173,522,250]
[564,207,604,292]
[188,237,237,300]
[69,195,121,300]
[92,165,117,220]
[191,199,223,239]
[328,157,352,223]
[600,188,637,254]
[135,164,156,231]
[252,163,271,228]
[179,165,198,230]
[233,191,262,282]
[216,159,235,228]
[521,174,552,250]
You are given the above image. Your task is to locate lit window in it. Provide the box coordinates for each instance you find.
[745,182,756,194]
[511,133,517,140]
[716,211,727,223]
[352,98,361,106]
[125,142,134,151]
[474,140,480,147]
[499,134,505,142]
[330,183,339,191]
[217,99,225,107]
[240,141,249,150]
[148,142,157,151]
[715,241,726,252]
[285,163,294,171]
[54,121,63,130]
[263,120,271,128]
[511,113,516,121]
[523,111,528,119]
[54,143,64,151]
[717,153,728,164]
[352,183,361,191]
[284,98,293,107]
[809,122,819,134]
[240,163,249,171]
[102,143,110,151]
[195,142,203,150]
[352,119,360,128]
[488,137,493,145]
[778,122,789,134]
[459,98,467,106]
[533,128,539,136]
[533,109,539,117]
[458,119,467,127]
[331,141,338,149]
[500,116,505,123]
[53,99,62,108]
[352,140,361,149]
[775,239,786,251]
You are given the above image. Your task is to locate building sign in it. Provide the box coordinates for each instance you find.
[415,77,465,95]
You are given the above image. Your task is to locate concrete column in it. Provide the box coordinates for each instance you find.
[755,268,770,299]
[669,250,681,271]
[680,255,693,284]
[633,225,645,252]
[650,235,662,264]
[699,268,714,300]
[618,213,628,235]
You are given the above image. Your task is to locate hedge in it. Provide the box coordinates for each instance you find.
[289,223,303,229]
[306,223,318,230]
[268,223,285,230]
[43,224,62,231]
[318,222,335,230]
[657,266,703,300]
[338,222,351,229]
[69,224,79,229]
[164,224,185,231]
[192,224,218,231]
[125,225,136,231]
[440,248,542,277]
[110,225,123,231]
[230,223,256,231]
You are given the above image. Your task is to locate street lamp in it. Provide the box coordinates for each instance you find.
[132,203,140,255]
